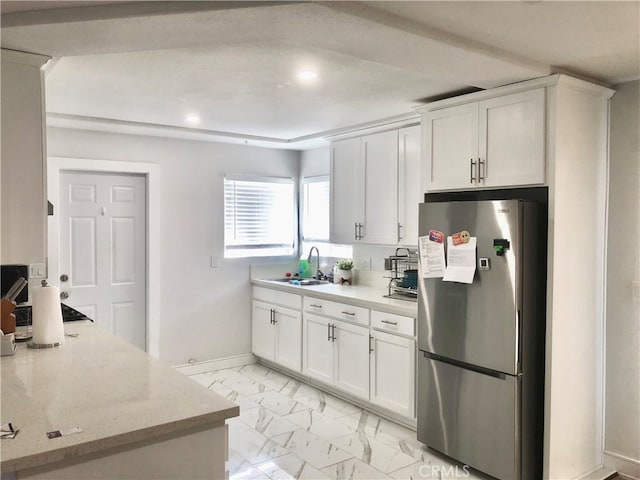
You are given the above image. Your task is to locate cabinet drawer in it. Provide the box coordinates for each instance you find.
[304,297,369,326]
[253,286,301,310]
[371,310,415,337]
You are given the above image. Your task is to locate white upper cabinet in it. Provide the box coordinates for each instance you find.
[479,89,545,187]
[424,103,479,191]
[331,137,362,244]
[330,126,420,246]
[397,125,421,246]
[423,88,546,192]
[361,130,399,245]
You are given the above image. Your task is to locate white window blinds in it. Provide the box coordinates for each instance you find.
[224,176,295,257]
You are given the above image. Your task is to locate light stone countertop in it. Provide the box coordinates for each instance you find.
[251,278,418,317]
[0,321,239,473]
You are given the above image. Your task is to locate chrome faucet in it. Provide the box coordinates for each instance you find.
[307,246,322,280]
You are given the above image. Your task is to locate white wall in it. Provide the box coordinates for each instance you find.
[46,127,299,366]
[604,80,640,477]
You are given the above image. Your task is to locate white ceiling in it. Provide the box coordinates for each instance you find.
[2,1,638,149]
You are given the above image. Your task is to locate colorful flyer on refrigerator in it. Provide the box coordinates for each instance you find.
[419,235,446,278]
[443,236,477,284]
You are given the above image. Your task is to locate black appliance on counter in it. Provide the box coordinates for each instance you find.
[14,304,93,327]
[1,264,29,304]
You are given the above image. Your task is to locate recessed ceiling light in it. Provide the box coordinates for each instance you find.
[185,114,200,125]
[297,70,318,81]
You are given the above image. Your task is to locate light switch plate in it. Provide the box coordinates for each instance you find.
[29,263,47,279]
[357,258,371,271]
[210,255,219,268]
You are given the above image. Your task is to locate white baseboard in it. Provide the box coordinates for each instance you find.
[603,451,640,480]
[173,353,257,375]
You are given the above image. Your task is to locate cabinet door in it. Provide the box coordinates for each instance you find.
[370,330,415,418]
[424,103,479,191]
[333,320,370,400]
[252,300,275,361]
[361,130,399,245]
[330,138,362,244]
[274,306,302,372]
[398,125,421,246]
[302,313,333,384]
[479,88,545,187]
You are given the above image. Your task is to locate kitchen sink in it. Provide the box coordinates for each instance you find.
[263,278,330,286]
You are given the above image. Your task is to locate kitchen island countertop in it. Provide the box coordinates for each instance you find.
[0,321,238,474]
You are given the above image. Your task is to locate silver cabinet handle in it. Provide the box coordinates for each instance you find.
[310,304,323,308]
[359,223,364,240]
[269,309,273,325]
[470,158,476,184]
[397,223,402,242]
[369,335,374,353]
[354,222,358,240]
[327,322,332,341]
[331,324,336,342]
[341,311,355,316]
[381,319,397,325]
[478,158,485,183]
[60,291,70,300]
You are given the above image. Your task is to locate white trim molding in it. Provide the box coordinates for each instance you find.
[173,354,257,375]
[47,157,161,358]
[603,451,640,480]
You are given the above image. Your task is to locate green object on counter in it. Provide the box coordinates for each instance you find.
[298,259,312,278]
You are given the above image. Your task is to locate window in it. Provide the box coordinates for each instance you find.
[224,175,295,258]
[300,175,353,259]
[301,176,330,241]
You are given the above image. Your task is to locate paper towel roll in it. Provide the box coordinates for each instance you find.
[32,286,65,345]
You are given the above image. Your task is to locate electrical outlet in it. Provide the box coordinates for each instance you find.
[210,255,219,268]
[357,258,371,271]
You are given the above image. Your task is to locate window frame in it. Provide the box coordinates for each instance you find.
[223,174,297,258]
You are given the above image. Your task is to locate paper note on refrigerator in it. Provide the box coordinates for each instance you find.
[443,236,477,284]
[419,235,446,278]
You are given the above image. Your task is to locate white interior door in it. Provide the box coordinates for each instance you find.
[59,171,147,350]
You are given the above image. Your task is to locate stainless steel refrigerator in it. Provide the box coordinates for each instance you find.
[417,199,545,480]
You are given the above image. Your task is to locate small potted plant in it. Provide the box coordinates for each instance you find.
[335,259,354,283]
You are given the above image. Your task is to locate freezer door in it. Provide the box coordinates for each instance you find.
[417,353,519,480]
[418,200,523,374]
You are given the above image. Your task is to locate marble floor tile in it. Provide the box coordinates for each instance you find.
[229,422,288,464]
[322,457,393,480]
[332,432,416,473]
[248,390,309,416]
[188,363,466,480]
[255,452,333,480]
[240,406,301,438]
[239,364,292,391]
[283,408,355,441]
[272,429,353,469]
[221,371,269,396]
[208,381,260,412]
[228,450,271,480]
[341,411,417,448]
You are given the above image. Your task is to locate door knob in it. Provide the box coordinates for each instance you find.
[60,274,69,282]
[60,291,70,300]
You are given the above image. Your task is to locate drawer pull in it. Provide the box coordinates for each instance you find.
[381,319,398,325]
[310,304,323,308]
[341,311,355,316]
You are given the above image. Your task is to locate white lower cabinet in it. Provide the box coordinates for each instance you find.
[303,313,370,400]
[369,329,416,418]
[252,299,302,371]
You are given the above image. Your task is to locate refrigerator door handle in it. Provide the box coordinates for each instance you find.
[422,351,507,380]
[516,309,522,373]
